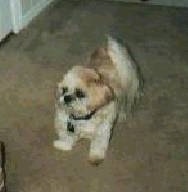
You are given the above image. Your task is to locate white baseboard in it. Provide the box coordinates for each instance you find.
[21,0,54,29]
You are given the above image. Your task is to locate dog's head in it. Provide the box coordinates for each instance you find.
[56,66,114,118]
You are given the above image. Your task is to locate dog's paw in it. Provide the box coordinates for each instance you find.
[88,155,104,166]
[53,140,73,151]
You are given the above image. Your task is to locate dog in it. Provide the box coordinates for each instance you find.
[53,36,142,165]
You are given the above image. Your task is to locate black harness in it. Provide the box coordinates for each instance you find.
[67,110,96,133]
[69,110,96,121]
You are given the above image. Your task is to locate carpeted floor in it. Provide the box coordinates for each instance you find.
[0,0,188,191]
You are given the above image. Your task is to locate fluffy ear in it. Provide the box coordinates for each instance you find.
[73,66,100,84]
[82,68,100,85]
[90,47,111,67]
[55,82,64,100]
[101,84,114,105]
[88,81,114,112]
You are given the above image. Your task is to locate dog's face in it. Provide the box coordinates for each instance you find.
[56,66,114,117]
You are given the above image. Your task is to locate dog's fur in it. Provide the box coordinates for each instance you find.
[54,36,142,164]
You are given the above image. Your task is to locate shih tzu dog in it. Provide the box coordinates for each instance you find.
[54,36,143,164]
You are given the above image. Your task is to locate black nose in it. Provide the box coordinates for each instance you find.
[64,95,73,104]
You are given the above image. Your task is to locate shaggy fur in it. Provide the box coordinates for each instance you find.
[54,36,142,165]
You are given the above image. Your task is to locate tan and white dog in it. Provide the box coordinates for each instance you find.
[54,36,142,165]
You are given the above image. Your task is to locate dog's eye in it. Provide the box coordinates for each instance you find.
[61,87,68,95]
[75,88,85,98]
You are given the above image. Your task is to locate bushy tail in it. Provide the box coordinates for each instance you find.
[107,35,143,118]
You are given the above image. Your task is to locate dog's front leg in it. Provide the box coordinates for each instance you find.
[89,102,117,165]
[89,108,116,164]
[54,137,77,151]
[54,109,78,151]
[89,123,112,165]
[54,131,78,151]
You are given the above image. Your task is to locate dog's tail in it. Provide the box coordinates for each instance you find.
[107,35,143,114]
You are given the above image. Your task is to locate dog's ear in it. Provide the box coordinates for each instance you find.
[74,66,100,85]
[90,47,111,67]
[101,83,114,105]
[90,48,108,61]
[55,82,64,100]
[82,68,100,85]
[88,80,114,112]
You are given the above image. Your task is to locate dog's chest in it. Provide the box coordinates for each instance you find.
[70,119,96,139]
[56,109,96,139]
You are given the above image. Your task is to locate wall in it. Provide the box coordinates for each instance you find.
[111,0,188,7]
[0,0,54,42]
[20,0,54,30]
[10,0,54,33]
[21,0,31,15]
[0,0,12,41]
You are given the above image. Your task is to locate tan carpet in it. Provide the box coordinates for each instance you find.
[0,1,187,191]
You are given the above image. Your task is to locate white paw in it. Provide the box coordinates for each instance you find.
[89,149,105,165]
[53,140,73,151]
[89,154,104,166]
